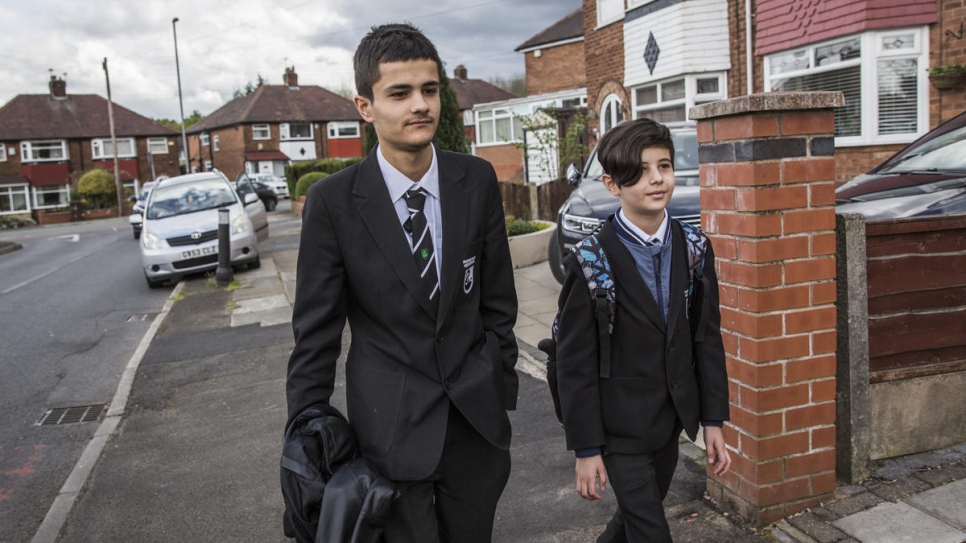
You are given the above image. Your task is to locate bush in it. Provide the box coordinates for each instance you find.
[295,172,329,200]
[505,216,549,237]
[285,158,360,196]
[77,168,117,209]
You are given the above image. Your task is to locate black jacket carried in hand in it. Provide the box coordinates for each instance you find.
[281,404,397,543]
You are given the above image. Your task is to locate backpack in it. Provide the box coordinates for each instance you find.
[538,218,709,425]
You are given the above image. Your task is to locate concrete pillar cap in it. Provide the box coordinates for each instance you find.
[690,91,845,120]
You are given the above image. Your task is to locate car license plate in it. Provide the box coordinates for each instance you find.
[182,246,217,259]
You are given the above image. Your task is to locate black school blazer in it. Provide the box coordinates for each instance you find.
[555,219,729,454]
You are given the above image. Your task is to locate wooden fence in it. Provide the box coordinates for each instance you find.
[499,179,573,222]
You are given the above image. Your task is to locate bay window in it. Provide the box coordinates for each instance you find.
[20,140,67,162]
[0,184,29,214]
[632,73,725,122]
[32,184,70,209]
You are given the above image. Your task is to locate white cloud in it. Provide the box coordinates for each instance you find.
[0,0,579,121]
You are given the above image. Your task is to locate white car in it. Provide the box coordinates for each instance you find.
[138,172,268,288]
[250,173,290,199]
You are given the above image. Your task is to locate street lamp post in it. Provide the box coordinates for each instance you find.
[172,17,190,173]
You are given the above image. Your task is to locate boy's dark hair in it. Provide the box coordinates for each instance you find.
[596,118,675,187]
[353,23,443,100]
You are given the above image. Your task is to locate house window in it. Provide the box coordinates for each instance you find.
[147,138,168,154]
[327,122,359,139]
[32,184,70,209]
[765,27,927,145]
[281,122,313,140]
[476,108,525,145]
[204,160,212,171]
[0,184,30,214]
[600,94,625,135]
[20,140,68,162]
[200,133,210,146]
[213,135,220,151]
[627,0,653,7]
[92,138,136,159]
[0,145,6,162]
[632,74,725,123]
[597,0,623,27]
[252,124,271,140]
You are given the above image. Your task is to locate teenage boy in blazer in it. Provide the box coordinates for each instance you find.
[555,118,731,542]
[285,23,518,543]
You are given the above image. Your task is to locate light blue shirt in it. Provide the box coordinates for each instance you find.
[377,144,443,278]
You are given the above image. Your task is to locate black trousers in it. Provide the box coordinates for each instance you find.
[382,403,511,543]
[596,429,681,543]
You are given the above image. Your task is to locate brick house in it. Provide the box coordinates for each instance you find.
[447,64,518,147]
[186,68,362,181]
[0,76,180,220]
[475,8,588,183]
[579,0,965,183]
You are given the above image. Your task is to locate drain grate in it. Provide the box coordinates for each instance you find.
[127,313,157,322]
[36,404,107,426]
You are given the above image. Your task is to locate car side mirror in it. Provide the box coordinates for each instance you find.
[244,192,258,205]
[128,213,142,225]
[566,163,582,185]
[127,195,138,202]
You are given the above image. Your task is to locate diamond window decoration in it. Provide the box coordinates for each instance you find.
[643,32,661,75]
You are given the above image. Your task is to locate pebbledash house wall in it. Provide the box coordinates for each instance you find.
[727,0,965,183]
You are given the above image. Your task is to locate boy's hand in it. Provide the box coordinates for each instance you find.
[704,426,732,477]
[575,455,608,500]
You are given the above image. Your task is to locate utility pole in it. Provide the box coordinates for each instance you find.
[102,57,123,218]
[173,17,190,172]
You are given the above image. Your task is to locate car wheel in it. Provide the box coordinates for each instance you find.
[133,226,141,240]
[548,231,567,285]
[248,255,261,270]
[145,274,165,289]
[266,198,277,212]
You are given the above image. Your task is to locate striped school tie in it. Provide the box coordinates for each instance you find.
[404,187,439,303]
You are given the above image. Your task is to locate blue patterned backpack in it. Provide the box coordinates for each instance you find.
[538,219,709,425]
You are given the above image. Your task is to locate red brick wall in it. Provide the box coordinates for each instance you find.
[524,40,587,95]
[583,0,626,143]
[834,144,906,183]
[727,0,766,96]
[327,138,363,158]
[0,142,21,177]
[476,144,524,183]
[929,1,966,126]
[756,0,937,55]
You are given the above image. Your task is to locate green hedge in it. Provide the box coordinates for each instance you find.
[285,157,362,196]
[295,172,329,200]
[77,168,117,209]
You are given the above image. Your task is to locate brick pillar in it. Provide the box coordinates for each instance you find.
[689,92,845,525]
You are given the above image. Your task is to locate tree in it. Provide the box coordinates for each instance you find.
[489,74,526,97]
[77,168,117,209]
[433,69,470,154]
[155,110,204,131]
[361,69,469,156]
[232,74,266,98]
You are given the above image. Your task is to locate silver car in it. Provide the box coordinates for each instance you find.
[139,172,268,288]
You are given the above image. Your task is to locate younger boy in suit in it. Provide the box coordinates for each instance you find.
[555,118,731,542]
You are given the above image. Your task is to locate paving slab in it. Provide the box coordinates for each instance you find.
[832,501,966,543]
[905,479,966,531]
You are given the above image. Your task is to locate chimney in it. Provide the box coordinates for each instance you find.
[49,75,67,98]
[284,66,298,87]
[454,65,467,80]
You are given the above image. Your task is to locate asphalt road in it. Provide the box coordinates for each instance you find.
[0,219,172,543]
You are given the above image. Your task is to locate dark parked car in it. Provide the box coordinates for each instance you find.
[249,181,278,211]
[548,123,700,283]
[835,110,966,220]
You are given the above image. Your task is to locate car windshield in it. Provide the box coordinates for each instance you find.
[146,178,237,220]
[879,124,966,174]
[584,129,700,183]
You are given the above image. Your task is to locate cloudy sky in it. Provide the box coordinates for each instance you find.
[1,0,581,121]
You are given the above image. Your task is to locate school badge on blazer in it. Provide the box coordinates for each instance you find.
[463,256,476,294]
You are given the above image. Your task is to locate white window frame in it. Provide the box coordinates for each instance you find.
[632,73,726,122]
[147,137,168,154]
[20,140,68,163]
[0,184,30,215]
[597,0,624,28]
[92,137,136,159]
[252,124,271,140]
[204,160,212,171]
[327,122,360,139]
[280,122,313,140]
[600,94,625,135]
[32,184,70,210]
[763,27,929,147]
[200,133,210,146]
[475,108,525,146]
[213,135,220,151]
[0,144,6,162]
[627,0,654,7]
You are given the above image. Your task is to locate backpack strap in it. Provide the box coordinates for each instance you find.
[675,219,710,342]
[572,234,615,379]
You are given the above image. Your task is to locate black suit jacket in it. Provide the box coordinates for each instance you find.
[555,219,729,455]
[286,148,519,481]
